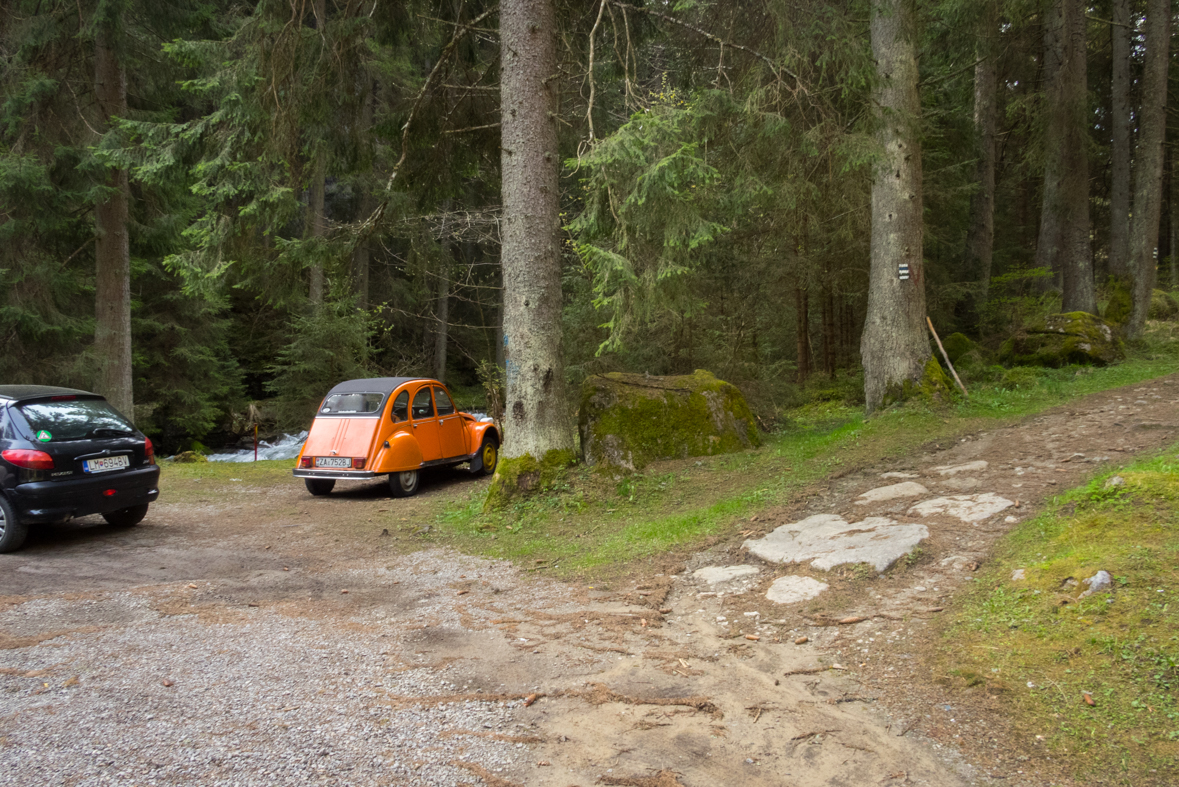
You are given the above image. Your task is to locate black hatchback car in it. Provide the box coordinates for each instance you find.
[0,385,160,553]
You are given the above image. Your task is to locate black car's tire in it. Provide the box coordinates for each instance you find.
[475,434,499,476]
[305,478,336,496]
[102,504,149,528]
[389,470,419,498]
[0,496,29,553]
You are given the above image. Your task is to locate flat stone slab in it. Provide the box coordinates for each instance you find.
[766,576,829,605]
[693,565,760,585]
[933,460,988,476]
[880,471,919,479]
[854,481,930,504]
[908,492,1014,523]
[744,514,929,573]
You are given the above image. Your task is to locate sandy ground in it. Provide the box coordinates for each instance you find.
[2,375,1177,786]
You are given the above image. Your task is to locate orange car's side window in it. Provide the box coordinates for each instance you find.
[389,391,409,422]
[434,387,455,416]
[411,387,434,420]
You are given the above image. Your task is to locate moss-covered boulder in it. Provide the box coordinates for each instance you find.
[940,333,977,364]
[1148,289,1179,320]
[579,370,760,472]
[484,449,576,509]
[999,312,1124,368]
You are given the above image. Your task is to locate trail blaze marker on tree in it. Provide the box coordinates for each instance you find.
[898,263,910,280]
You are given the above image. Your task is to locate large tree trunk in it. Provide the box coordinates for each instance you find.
[861,0,930,415]
[1171,148,1179,290]
[1108,0,1132,280]
[1127,0,1171,338]
[94,19,133,419]
[308,154,326,306]
[795,285,810,384]
[433,254,450,382]
[497,0,574,462]
[822,286,836,378]
[351,80,376,311]
[964,0,998,305]
[1037,0,1095,313]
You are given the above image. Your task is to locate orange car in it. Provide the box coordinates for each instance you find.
[292,377,499,497]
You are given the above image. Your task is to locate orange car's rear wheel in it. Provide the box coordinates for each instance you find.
[477,434,498,476]
[389,469,419,498]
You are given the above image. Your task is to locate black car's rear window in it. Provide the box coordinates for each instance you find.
[16,397,135,442]
[319,392,385,415]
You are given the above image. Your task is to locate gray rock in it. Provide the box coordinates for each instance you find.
[765,576,829,605]
[908,493,1014,523]
[854,481,930,504]
[933,460,988,476]
[744,514,928,573]
[1079,570,1113,598]
[1104,475,1125,489]
[693,565,760,585]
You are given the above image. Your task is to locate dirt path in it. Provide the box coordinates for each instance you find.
[1,377,1177,786]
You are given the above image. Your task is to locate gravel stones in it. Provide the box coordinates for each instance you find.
[743,514,929,573]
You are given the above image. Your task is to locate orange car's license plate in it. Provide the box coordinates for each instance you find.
[314,457,351,469]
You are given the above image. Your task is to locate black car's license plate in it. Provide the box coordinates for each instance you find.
[83,455,130,474]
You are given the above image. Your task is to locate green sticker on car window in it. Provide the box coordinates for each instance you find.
[36,430,52,442]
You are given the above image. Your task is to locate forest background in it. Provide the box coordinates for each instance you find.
[2,0,1176,454]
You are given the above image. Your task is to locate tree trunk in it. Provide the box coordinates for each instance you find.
[433,254,450,382]
[94,19,133,419]
[1108,0,1132,280]
[497,0,574,462]
[795,286,810,384]
[861,0,930,414]
[964,0,998,304]
[1171,147,1179,289]
[308,153,326,306]
[1037,0,1095,312]
[351,80,376,312]
[1127,0,1171,337]
[822,286,836,378]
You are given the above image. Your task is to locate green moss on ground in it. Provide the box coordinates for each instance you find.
[935,450,1179,786]
[941,332,977,364]
[1149,289,1179,321]
[881,356,954,408]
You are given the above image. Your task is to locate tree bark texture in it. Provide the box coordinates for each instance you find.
[499,0,574,460]
[1127,0,1170,338]
[433,255,450,382]
[861,0,929,415]
[94,20,134,419]
[1035,0,1094,313]
[822,287,835,378]
[795,286,810,384]
[1108,0,1132,280]
[1171,149,1179,289]
[308,154,326,306]
[964,0,998,304]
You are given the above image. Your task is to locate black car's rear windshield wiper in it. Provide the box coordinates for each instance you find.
[88,427,135,438]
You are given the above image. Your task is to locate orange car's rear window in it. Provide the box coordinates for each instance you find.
[319,392,385,415]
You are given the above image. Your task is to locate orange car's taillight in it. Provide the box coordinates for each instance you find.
[299,456,312,469]
[353,457,366,469]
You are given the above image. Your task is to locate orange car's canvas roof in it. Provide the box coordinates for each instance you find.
[324,377,430,397]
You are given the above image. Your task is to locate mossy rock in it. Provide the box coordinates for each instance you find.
[484,449,576,509]
[169,451,207,463]
[1148,289,1179,321]
[940,333,977,365]
[999,312,1124,368]
[578,370,760,472]
[1103,277,1133,326]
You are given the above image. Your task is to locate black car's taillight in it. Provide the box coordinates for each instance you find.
[2,449,54,470]
[144,436,155,465]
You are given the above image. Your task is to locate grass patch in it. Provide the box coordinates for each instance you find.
[935,449,1179,786]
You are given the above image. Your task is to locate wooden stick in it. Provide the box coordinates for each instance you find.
[926,317,969,399]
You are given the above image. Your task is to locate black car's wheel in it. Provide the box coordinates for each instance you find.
[475,434,499,476]
[389,469,419,498]
[0,496,29,553]
[102,503,149,528]
[305,478,336,496]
